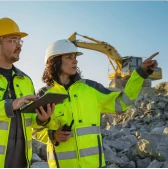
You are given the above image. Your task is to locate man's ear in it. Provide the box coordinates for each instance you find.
[0,37,3,45]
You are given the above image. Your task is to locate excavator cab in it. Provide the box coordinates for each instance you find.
[129,57,142,72]
[122,56,142,73]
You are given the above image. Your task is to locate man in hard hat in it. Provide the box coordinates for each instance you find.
[34,39,158,168]
[0,17,55,168]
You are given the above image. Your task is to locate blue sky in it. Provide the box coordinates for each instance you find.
[0,1,167,91]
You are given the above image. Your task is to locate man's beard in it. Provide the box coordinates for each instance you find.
[9,49,21,63]
[11,55,20,62]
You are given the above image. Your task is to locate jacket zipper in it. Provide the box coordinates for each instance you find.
[97,135,102,167]
[67,89,80,167]
[73,94,83,167]
[48,131,60,168]
[15,74,30,167]
[22,113,30,167]
[73,94,82,122]
[73,127,81,167]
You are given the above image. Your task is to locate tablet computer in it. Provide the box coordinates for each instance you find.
[20,93,69,113]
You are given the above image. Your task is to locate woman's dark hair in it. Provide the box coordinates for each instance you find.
[42,55,81,86]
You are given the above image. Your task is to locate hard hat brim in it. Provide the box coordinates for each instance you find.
[17,32,28,38]
[45,51,83,66]
[3,32,28,38]
[49,51,83,59]
[76,52,83,56]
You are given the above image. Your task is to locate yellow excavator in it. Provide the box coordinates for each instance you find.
[68,32,162,88]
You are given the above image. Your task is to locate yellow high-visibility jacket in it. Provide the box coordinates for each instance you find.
[35,68,148,168]
[0,66,39,168]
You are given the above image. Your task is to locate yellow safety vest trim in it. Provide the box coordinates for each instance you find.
[77,126,100,136]
[57,150,77,160]
[0,145,5,154]
[0,121,9,130]
[80,146,103,157]
[28,140,32,149]
[25,118,31,127]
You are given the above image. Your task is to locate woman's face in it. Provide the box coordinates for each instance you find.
[61,53,78,76]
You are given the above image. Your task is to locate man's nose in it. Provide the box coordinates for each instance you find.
[16,44,22,49]
[18,43,22,47]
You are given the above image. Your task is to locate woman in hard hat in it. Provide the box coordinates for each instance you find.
[0,17,54,168]
[34,39,158,168]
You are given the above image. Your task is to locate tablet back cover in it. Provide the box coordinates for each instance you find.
[21,93,69,113]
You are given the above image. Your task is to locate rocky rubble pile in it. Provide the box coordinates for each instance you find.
[101,82,168,167]
[32,82,168,168]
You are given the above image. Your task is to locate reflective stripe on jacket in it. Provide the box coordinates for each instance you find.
[0,66,39,168]
[35,69,145,168]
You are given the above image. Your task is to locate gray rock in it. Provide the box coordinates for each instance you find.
[31,162,49,168]
[108,155,125,167]
[32,139,47,161]
[123,135,138,146]
[103,143,112,151]
[162,161,168,167]
[123,161,135,168]
[157,102,166,109]
[31,153,43,163]
[137,158,151,168]
[147,159,163,168]
[107,163,119,168]
[108,140,131,151]
[104,149,117,161]
[150,127,165,134]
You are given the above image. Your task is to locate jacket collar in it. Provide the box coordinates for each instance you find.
[54,73,81,88]
[12,65,24,77]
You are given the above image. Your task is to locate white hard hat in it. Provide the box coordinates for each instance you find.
[45,39,83,65]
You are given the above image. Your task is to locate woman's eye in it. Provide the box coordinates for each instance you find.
[66,55,70,59]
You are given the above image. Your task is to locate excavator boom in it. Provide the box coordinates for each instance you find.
[69,32,122,74]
